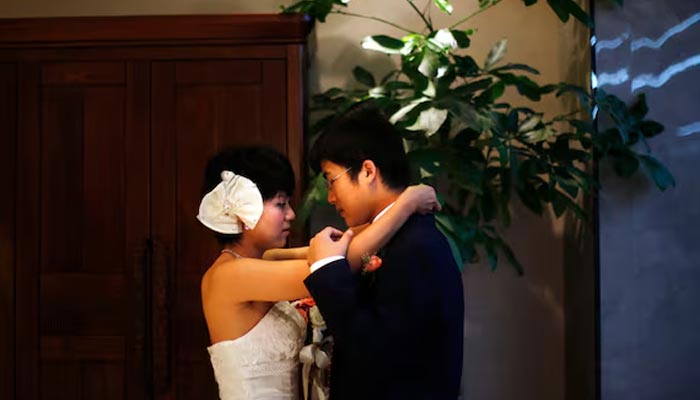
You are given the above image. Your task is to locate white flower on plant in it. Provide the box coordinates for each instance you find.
[518,114,543,133]
[390,99,447,137]
[418,50,439,78]
[407,107,449,137]
[433,29,458,50]
[524,126,556,143]
[368,86,386,98]
[389,98,430,124]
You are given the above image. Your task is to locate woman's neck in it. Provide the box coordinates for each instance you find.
[225,238,264,259]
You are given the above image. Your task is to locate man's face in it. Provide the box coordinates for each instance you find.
[320,160,372,227]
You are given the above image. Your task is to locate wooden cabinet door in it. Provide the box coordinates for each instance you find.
[0,62,17,400]
[151,57,289,399]
[14,61,150,400]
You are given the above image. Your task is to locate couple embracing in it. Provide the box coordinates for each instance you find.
[198,102,464,400]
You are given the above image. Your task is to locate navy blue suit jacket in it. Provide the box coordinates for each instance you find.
[304,214,464,400]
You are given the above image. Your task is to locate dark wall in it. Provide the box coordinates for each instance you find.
[594,1,700,399]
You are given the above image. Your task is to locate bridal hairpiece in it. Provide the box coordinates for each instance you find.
[197,170,264,234]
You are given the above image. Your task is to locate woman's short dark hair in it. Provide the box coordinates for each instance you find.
[309,100,410,190]
[201,146,295,245]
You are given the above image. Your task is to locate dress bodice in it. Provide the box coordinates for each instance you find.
[208,301,307,400]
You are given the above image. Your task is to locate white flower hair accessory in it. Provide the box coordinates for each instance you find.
[196,170,264,234]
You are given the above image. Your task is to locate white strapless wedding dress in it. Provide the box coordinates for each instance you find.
[208,301,307,400]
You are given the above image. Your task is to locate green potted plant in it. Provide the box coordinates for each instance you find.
[282,0,674,273]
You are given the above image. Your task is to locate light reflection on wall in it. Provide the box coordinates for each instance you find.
[593,5,700,137]
[595,1,700,399]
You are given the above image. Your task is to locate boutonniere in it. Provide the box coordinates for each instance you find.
[361,253,382,275]
[293,297,316,324]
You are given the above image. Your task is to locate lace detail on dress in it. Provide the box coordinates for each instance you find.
[208,301,307,400]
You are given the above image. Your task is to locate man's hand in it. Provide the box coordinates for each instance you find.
[307,227,354,265]
[398,184,441,214]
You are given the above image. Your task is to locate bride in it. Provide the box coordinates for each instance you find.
[198,146,440,400]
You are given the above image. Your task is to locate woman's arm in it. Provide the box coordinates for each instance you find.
[211,258,311,302]
[262,246,308,260]
[345,184,440,271]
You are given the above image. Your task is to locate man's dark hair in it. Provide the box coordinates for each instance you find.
[309,101,410,190]
[201,145,295,245]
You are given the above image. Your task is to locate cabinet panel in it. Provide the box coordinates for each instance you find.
[0,62,17,400]
[15,61,149,400]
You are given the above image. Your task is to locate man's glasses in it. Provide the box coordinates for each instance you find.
[325,167,352,190]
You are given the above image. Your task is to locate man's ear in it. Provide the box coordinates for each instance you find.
[359,160,378,185]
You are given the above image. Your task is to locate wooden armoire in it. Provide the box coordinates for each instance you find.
[0,14,311,400]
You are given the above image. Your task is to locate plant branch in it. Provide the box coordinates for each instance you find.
[449,2,497,30]
[406,0,434,32]
[331,10,415,34]
[421,0,431,16]
[552,109,584,122]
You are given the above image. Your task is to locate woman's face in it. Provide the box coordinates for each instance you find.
[248,192,295,250]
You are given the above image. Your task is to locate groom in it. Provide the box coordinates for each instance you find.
[305,102,464,399]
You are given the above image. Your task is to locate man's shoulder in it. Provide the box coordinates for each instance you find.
[385,213,461,277]
[398,213,438,234]
[392,213,444,248]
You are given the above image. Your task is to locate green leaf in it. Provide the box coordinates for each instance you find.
[562,0,592,27]
[361,35,405,54]
[555,176,580,199]
[408,147,446,173]
[517,184,544,215]
[418,49,441,78]
[629,93,649,119]
[497,73,543,101]
[490,63,540,75]
[384,81,414,91]
[318,87,345,98]
[454,78,493,96]
[294,173,328,225]
[610,150,640,178]
[551,190,570,217]
[480,189,497,221]
[435,214,466,271]
[353,66,376,87]
[476,81,506,104]
[450,30,471,48]
[448,102,494,132]
[518,113,543,133]
[639,120,664,138]
[524,126,555,143]
[453,55,480,77]
[436,65,457,96]
[485,39,508,69]
[281,0,348,23]
[433,0,454,14]
[639,155,676,191]
[546,0,571,22]
[401,57,432,93]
